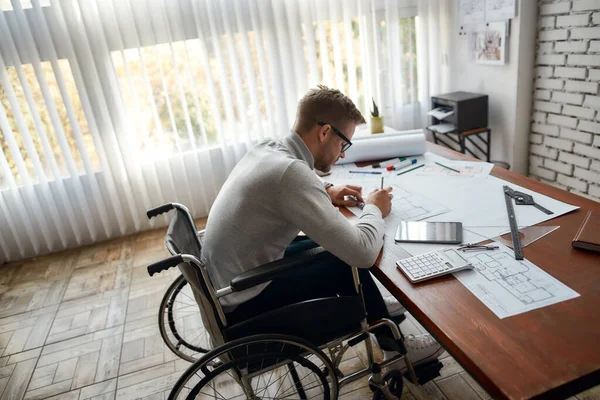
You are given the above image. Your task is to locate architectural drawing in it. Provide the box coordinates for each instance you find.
[455,243,579,318]
[348,184,450,222]
[467,251,559,305]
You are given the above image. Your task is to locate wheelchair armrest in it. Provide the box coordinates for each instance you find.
[230,247,333,292]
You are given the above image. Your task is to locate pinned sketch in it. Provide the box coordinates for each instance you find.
[486,0,517,21]
[454,242,579,319]
[474,22,507,65]
[460,0,486,25]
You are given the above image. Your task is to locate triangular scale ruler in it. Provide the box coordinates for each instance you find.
[493,226,560,249]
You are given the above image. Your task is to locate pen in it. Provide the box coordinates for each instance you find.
[435,161,460,173]
[396,164,425,176]
[372,157,406,168]
[381,177,384,190]
[349,170,382,175]
[386,159,417,171]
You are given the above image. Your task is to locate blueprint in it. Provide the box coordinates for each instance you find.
[454,242,579,319]
[346,183,450,222]
[417,161,493,178]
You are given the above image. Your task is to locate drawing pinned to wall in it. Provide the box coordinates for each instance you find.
[486,0,517,21]
[460,0,486,25]
[459,0,517,35]
[473,22,507,65]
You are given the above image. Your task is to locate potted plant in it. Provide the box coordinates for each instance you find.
[371,98,384,134]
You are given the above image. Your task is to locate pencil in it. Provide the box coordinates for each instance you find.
[381,177,384,190]
[396,164,425,175]
[349,170,382,175]
[435,161,460,173]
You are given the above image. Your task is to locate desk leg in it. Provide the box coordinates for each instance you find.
[460,135,466,155]
[486,129,491,162]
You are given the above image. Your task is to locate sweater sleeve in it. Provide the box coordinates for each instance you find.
[279,161,385,268]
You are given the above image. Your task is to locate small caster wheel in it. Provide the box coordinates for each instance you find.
[371,370,404,399]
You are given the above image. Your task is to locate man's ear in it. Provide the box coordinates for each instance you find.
[317,124,329,143]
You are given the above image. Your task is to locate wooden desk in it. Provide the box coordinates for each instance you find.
[357,143,600,399]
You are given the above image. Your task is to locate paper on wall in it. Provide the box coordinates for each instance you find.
[460,0,486,25]
[486,0,517,22]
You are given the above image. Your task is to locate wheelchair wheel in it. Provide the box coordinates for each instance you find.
[169,334,338,400]
[159,275,210,362]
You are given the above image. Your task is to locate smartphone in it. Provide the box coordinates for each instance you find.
[394,221,463,244]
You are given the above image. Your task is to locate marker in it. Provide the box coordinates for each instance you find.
[381,177,384,190]
[386,159,417,171]
[396,164,425,176]
[349,170,382,175]
[372,157,406,168]
[435,161,460,173]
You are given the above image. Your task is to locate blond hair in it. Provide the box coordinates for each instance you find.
[294,85,365,134]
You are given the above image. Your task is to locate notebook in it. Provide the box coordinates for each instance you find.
[572,211,600,254]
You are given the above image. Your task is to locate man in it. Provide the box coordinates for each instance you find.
[202,85,442,370]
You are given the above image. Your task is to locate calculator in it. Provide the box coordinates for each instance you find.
[396,248,474,283]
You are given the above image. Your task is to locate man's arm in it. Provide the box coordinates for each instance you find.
[279,161,385,268]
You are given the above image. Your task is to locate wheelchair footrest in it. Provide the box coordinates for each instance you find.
[404,360,443,385]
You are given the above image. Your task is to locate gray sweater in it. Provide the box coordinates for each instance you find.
[201,131,386,310]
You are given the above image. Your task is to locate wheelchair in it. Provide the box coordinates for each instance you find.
[157,226,210,363]
[147,202,442,399]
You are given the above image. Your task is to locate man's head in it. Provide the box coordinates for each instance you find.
[293,85,365,172]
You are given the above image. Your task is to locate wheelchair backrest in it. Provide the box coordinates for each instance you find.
[165,208,227,348]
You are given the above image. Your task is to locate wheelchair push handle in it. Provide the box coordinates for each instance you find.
[148,254,183,276]
[146,203,174,219]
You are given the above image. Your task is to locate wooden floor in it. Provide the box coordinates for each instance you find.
[0,222,598,400]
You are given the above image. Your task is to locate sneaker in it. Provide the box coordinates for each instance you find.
[383,295,406,317]
[382,333,444,374]
[376,279,407,317]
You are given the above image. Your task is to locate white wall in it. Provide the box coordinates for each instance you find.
[449,1,537,174]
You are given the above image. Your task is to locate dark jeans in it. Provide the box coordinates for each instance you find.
[226,238,396,345]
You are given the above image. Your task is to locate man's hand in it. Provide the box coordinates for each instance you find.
[365,187,393,218]
[326,184,364,207]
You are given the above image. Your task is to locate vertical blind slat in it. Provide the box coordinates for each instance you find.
[32,0,113,240]
[13,0,94,244]
[51,0,125,237]
[78,0,143,232]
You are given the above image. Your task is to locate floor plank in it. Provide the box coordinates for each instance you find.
[436,374,482,400]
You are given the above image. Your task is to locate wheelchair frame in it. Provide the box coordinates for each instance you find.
[148,202,423,399]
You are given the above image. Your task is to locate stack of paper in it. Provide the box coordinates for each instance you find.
[427,107,455,120]
[428,123,456,134]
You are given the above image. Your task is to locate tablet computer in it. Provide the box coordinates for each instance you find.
[394,221,463,244]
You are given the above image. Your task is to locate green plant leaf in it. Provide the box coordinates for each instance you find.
[371,98,379,117]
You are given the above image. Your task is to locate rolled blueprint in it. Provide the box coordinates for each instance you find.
[336,131,426,164]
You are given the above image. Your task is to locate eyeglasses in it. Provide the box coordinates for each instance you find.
[317,121,353,153]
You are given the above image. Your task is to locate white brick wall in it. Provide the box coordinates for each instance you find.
[530,0,600,201]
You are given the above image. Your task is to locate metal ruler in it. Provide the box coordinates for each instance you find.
[503,185,524,260]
